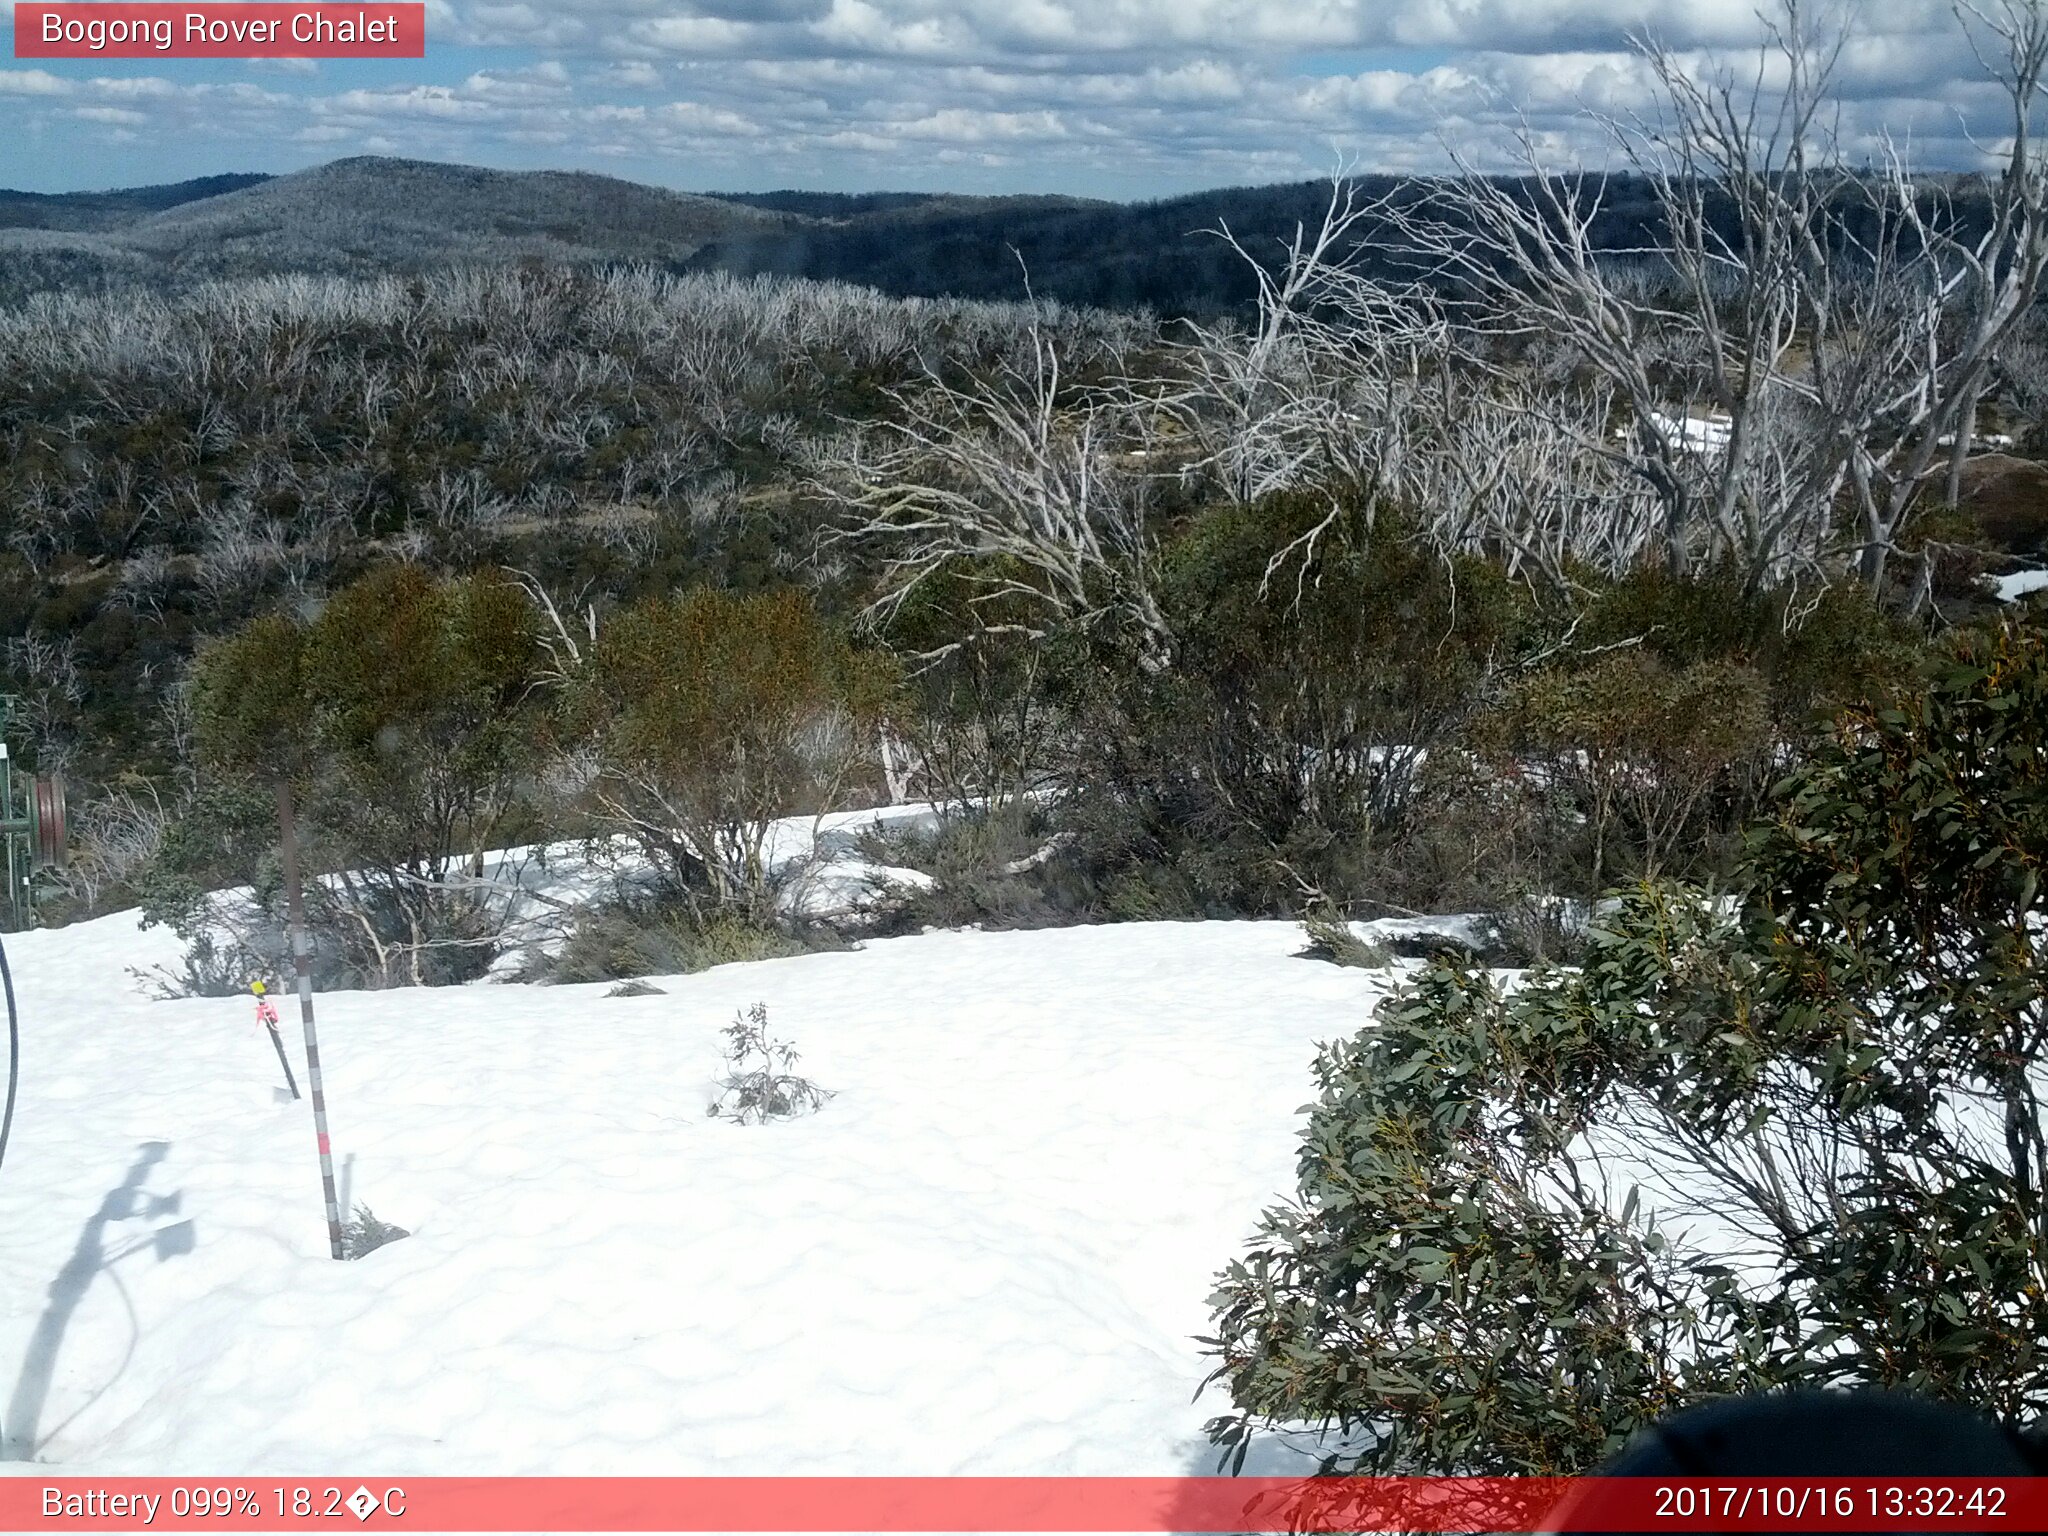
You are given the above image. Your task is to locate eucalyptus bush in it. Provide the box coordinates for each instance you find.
[1205,620,2048,1475]
[1486,651,1772,890]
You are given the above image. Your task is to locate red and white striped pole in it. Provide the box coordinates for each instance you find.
[277,778,345,1260]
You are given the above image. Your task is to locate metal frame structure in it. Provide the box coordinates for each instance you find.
[0,697,68,931]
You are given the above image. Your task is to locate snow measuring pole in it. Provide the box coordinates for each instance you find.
[277,778,345,1260]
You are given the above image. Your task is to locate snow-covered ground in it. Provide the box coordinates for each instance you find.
[152,802,950,994]
[0,907,1391,1476]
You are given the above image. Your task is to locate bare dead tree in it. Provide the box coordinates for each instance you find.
[1404,372,1665,584]
[1387,22,1842,584]
[506,567,597,691]
[1990,316,2048,438]
[1836,0,2048,580]
[41,781,172,913]
[815,304,1172,666]
[113,546,181,622]
[1139,173,1457,567]
[1387,0,2048,589]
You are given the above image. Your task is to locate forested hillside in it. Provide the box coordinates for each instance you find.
[0,159,796,303]
[0,157,1695,314]
[0,172,271,232]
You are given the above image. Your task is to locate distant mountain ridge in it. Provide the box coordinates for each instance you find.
[0,172,273,233]
[0,158,806,296]
[0,155,1393,313]
[0,154,1693,314]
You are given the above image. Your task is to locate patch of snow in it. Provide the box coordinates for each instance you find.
[0,914,1394,1475]
[1989,568,2048,603]
[1620,410,1732,453]
[1348,913,1497,952]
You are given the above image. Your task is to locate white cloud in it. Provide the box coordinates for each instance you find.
[0,68,72,96]
[0,1,2031,198]
[657,98,765,134]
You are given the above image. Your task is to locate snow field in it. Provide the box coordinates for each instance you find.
[0,911,1389,1476]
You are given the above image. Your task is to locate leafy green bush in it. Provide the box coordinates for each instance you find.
[164,565,550,987]
[1297,912,1393,969]
[1205,618,2048,1475]
[1483,652,1772,891]
[1409,568,1922,913]
[1044,511,1905,922]
[580,586,897,922]
[1572,561,1915,724]
[1205,946,1730,1477]
[1056,494,1527,918]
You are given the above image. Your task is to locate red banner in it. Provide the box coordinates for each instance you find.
[2,1477,2044,1532]
[13,3,425,58]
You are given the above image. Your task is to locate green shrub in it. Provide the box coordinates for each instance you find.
[1205,619,2048,1476]
[166,565,550,987]
[1056,494,1528,918]
[1484,651,1772,891]
[1297,912,1393,969]
[580,586,897,922]
[1205,946,1729,1478]
[1572,561,1916,724]
[547,902,811,983]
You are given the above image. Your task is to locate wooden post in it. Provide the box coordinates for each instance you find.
[277,778,345,1260]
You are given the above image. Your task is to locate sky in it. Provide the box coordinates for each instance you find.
[0,0,2032,200]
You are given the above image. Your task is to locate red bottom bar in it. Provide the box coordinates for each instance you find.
[3,1477,2043,1532]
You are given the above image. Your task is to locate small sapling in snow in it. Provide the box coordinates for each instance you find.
[707,1002,833,1124]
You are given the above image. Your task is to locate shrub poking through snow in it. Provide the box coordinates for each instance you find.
[1297,912,1392,969]
[339,1205,409,1260]
[547,902,808,983]
[708,1003,832,1124]
[579,587,897,925]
